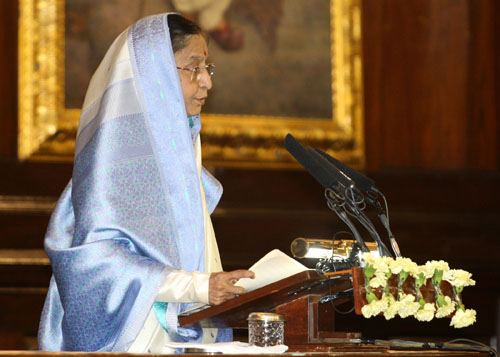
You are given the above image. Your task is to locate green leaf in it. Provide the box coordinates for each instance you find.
[400,270,410,283]
[366,291,378,303]
[432,269,443,286]
[418,298,426,309]
[415,273,425,289]
[364,264,376,279]
[436,294,447,307]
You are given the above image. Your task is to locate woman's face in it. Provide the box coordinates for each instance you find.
[174,34,212,117]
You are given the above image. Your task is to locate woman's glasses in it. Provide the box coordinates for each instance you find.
[176,63,215,82]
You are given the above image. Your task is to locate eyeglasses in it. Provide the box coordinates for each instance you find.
[176,63,215,82]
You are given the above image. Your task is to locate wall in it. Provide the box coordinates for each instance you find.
[362,0,498,171]
[0,0,499,350]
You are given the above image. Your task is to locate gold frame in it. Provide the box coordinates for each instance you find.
[18,0,364,168]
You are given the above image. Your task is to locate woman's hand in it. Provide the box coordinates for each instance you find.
[209,270,255,305]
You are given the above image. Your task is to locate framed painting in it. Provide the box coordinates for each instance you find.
[18,0,364,168]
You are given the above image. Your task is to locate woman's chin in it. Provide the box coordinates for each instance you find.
[186,106,202,117]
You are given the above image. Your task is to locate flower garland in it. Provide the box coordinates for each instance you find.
[360,253,476,328]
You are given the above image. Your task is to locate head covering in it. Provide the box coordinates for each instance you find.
[38,13,223,351]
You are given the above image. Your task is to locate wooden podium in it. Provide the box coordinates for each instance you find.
[178,269,359,346]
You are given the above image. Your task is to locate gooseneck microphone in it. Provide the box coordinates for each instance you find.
[306,148,391,257]
[314,148,401,257]
[285,133,402,258]
[284,134,371,254]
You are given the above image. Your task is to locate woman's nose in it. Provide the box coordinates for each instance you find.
[199,68,212,90]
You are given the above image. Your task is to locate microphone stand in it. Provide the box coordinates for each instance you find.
[365,188,402,258]
[313,147,402,258]
[342,186,392,257]
[324,188,370,254]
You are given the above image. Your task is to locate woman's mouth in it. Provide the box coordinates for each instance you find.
[195,97,206,105]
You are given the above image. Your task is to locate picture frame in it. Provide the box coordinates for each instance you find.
[18,0,364,168]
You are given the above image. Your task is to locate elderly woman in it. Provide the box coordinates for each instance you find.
[38,13,254,352]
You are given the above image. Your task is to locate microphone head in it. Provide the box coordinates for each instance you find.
[314,148,375,191]
[284,134,337,189]
[305,147,354,188]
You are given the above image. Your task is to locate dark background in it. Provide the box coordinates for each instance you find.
[0,0,499,350]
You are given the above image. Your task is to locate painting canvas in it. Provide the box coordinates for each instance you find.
[18,0,364,168]
[65,0,332,119]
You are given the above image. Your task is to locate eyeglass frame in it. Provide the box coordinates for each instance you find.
[176,63,215,82]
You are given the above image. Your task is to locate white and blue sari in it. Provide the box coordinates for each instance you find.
[38,13,229,352]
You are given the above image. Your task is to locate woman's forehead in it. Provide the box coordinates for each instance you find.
[175,34,208,64]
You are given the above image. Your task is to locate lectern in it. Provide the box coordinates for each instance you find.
[178,269,359,346]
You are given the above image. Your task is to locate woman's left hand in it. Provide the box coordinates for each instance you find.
[209,269,255,305]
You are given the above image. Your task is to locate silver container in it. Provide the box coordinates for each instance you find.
[248,312,285,347]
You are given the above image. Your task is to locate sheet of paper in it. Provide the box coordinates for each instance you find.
[235,249,309,292]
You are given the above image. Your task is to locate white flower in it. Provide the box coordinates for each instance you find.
[443,269,476,288]
[436,296,456,318]
[373,256,392,275]
[362,252,377,266]
[369,273,389,289]
[384,296,399,320]
[361,298,389,318]
[425,260,450,273]
[390,257,418,275]
[397,294,420,318]
[450,308,477,328]
[415,303,436,322]
[413,264,434,279]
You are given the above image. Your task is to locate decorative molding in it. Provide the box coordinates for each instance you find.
[0,249,49,265]
[0,195,56,214]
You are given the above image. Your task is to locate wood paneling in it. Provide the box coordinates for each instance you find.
[0,0,18,160]
[467,0,497,169]
[362,0,498,171]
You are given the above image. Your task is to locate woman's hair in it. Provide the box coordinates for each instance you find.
[167,14,205,53]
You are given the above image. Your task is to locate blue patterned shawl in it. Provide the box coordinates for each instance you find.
[38,13,224,351]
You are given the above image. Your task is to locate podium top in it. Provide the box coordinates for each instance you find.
[179,269,352,329]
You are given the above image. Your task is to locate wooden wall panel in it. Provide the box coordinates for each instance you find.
[362,0,498,171]
[466,0,498,169]
[0,1,18,160]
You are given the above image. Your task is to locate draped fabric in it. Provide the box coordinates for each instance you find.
[38,13,223,352]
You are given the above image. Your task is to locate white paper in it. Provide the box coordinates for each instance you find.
[235,249,309,292]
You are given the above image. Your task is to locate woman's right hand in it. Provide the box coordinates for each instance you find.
[209,270,255,305]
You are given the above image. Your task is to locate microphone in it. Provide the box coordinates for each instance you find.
[284,134,370,253]
[284,134,350,191]
[301,146,392,256]
[315,148,374,191]
[314,148,401,257]
[285,133,396,257]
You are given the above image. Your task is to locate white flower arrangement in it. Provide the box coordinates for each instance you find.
[360,253,476,328]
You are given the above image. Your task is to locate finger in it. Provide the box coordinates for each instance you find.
[225,285,247,296]
[227,269,255,280]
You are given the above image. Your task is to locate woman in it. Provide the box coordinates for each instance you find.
[38,13,253,352]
